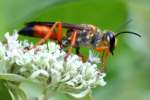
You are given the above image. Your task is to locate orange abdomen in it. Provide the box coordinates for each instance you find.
[33,25,57,40]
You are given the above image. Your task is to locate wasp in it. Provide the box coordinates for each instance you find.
[18,21,141,72]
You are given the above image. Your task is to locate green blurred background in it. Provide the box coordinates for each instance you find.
[0,0,150,100]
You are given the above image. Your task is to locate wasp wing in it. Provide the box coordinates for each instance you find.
[19,21,89,37]
[26,21,85,30]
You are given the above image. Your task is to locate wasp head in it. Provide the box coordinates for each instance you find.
[95,29,141,55]
[102,31,116,55]
[101,30,141,55]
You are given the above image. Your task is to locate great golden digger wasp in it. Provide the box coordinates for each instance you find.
[18,21,141,72]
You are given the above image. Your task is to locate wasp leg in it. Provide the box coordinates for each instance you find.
[56,22,64,49]
[76,46,80,55]
[96,46,109,72]
[76,46,82,58]
[75,46,86,62]
[56,22,62,43]
[36,22,61,46]
[64,31,77,60]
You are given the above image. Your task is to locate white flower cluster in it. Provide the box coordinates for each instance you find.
[0,31,106,98]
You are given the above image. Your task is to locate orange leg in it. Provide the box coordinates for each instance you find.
[68,31,77,53]
[56,22,62,43]
[36,22,61,46]
[96,46,109,72]
[65,31,77,60]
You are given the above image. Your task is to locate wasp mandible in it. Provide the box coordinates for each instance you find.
[18,21,141,72]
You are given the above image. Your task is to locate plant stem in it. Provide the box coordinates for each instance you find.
[42,90,49,100]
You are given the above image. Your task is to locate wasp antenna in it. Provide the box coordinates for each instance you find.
[115,31,141,37]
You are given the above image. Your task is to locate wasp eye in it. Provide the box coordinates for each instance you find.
[105,31,115,55]
[106,35,110,42]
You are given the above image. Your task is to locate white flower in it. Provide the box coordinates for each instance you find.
[0,42,6,59]
[0,31,107,98]
[88,50,100,63]
[30,69,49,78]
[5,31,19,50]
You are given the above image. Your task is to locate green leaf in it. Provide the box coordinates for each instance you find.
[81,94,93,100]
[0,81,12,100]
[19,80,45,99]
[6,82,28,100]
[68,93,93,100]
[0,74,26,82]
[66,88,91,99]
[0,0,71,36]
